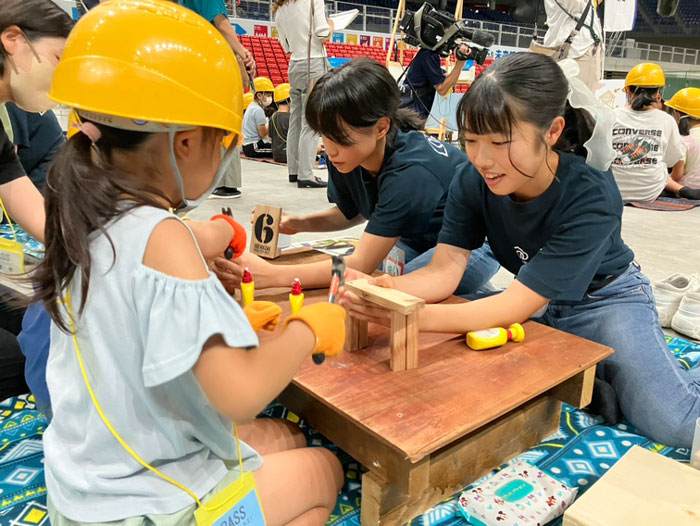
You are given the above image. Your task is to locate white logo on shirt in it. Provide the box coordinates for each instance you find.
[425,136,449,158]
[514,246,529,263]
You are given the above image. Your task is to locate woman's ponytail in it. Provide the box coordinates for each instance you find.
[629,86,660,111]
[554,103,594,158]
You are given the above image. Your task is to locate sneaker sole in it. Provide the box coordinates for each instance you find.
[671,312,700,341]
[208,194,241,199]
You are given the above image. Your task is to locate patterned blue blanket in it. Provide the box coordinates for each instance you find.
[2,336,698,526]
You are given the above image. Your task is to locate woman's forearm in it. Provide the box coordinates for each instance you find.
[1,177,45,242]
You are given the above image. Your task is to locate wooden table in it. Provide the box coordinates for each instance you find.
[260,251,614,525]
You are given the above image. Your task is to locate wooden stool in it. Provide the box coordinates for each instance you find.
[344,279,425,371]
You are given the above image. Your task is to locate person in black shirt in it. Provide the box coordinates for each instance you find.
[342,53,700,449]
[400,46,469,121]
[5,103,65,192]
[0,0,73,401]
[270,82,291,164]
[214,58,499,292]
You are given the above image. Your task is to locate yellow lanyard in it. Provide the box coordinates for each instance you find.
[63,290,245,511]
[0,194,25,274]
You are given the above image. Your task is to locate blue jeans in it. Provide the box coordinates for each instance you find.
[535,263,700,448]
[398,240,500,296]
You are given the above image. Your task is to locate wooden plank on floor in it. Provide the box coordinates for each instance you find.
[563,446,700,526]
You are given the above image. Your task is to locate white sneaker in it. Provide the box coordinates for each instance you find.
[653,273,697,327]
[672,283,700,341]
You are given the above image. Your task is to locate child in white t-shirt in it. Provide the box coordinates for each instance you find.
[667,87,700,191]
[610,63,699,201]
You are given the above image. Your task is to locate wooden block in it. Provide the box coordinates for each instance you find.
[548,366,596,408]
[563,446,700,526]
[358,318,369,348]
[390,311,407,372]
[345,279,425,315]
[250,204,282,259]
[405,312,419,370]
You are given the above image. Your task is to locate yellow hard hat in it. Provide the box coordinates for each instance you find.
[49,0,244,135]
[253,77,275,93]
[665,87,700,119]
[243,92,255,109]
[625,63,665,89]
[274,83,291,103]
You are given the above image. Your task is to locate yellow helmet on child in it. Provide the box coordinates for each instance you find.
[625,63,665,90]
[243,92,255,109]
[253,77,275,93]
[665,87,700,119]
[274,83,291,103]
[49,0,244,135]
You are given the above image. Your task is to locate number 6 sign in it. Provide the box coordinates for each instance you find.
[250,204,283,259]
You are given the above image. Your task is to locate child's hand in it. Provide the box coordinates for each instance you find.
[244,301,283,332]
[343,267,371,283]
[284,303,346,357]
[278,213,299,235]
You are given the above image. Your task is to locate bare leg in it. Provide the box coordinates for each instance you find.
[255,447,344,526]
[666,178,684,195]
[237,418,306,456]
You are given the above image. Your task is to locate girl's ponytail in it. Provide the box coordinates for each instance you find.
[33,125,163,332]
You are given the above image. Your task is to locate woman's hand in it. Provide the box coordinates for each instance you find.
[338,274,397,327]
[211,257,244,294]
[215,251,278,290]
[278,213,299,235]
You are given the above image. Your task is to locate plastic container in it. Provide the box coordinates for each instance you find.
[466,323,525,351]
[241,268,255,307]
[289,278,304,315]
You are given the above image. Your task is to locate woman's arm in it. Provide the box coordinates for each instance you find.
[0,176,45,242]
[280,206,363,234]
[343,277,548,335]
[670,159,686,183]
[418,280,548,333]
[384,243,471,303]
[222,230,399,290]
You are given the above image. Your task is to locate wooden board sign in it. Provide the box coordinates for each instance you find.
[250,204,282,259]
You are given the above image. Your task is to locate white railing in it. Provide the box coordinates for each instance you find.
[230,0,700,66]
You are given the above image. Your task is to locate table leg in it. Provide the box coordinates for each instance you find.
[360,395,562,525]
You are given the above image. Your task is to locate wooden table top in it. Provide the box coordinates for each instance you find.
[259,250,615,463]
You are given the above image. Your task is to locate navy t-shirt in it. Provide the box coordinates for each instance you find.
[438,152,634,301]
[328,130,467,253]
[0,121,24,185]
[404,50,445,119]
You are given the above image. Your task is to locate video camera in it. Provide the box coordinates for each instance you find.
[400,3,495,65]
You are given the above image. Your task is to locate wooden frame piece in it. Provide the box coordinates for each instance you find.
[344,279,425,371]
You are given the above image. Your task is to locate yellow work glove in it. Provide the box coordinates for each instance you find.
[244,301,283,332]
[283,303,347,358]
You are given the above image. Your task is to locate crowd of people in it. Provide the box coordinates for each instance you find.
[0,0,699,525]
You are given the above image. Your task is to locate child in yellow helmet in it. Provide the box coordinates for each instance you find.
[667,87,700,191]
[241,76,274,158]
[34,2,344,524]
[270,82,291,163]
[610,63,700,201]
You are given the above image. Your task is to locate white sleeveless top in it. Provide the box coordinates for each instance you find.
[44,206,261,521]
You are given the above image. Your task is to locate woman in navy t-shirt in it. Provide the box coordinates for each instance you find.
[216,58,499,293]
[342,53,700,449]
